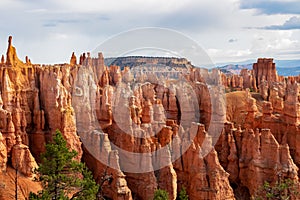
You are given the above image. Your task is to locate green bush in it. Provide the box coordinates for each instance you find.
[177,187,189,200]
[153,189,169,200]
[253,178,299,200]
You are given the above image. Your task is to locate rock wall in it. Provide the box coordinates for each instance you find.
[253,58,278,88]
[216,126,298,197]
[220,58,280,94]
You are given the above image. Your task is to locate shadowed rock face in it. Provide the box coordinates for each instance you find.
[0,37,299,200]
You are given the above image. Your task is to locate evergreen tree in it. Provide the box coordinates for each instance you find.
[29,130,98,200]
[253,178,299,200]
[177,187,189,200]
[153,189,169,200]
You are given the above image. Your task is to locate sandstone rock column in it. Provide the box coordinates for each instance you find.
[269,86,283,114]
[156,145,177,200]
[5,113,16,155]
[12,93,29,145]
[70,52,77,66]
[253,58,278,88]
[283,82,300,124]
[244,90,258,129]
[11,136,38,178]
[0,132,7,172]
[141,99,153,123]
[262,101,273,121]
[6,36,23,67]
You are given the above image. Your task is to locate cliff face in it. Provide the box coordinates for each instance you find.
[105,56,194,70]
[0,37,83,199]
[221,83,300,198]
[0,37,299,200]
[253,58,278,88]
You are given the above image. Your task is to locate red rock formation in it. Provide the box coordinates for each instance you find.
[259,79,269,100]
[11,135,38,178]
[173,123,235,200]
[216,125,299,197]
[241,129,298,195]
[6,36,23,67]
[284,82,300,124]
[1,36,300,200]
[269,85,284,114]
[253,58,278,89]
[1,55,5,64]
[182,146,235,200]
[82,132,132,200]
[70,52,77,66]
[240,68,255,90]
[0,132,7,172]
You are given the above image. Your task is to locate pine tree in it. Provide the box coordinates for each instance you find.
[177,187,189,200]
[153,189,169,200]
[253,178,299,200]
[29,130,98,200]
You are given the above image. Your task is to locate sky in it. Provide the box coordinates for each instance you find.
[0,0,299,65]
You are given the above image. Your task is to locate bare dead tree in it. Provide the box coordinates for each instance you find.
[97,167,113,200]
[15,164,18,200]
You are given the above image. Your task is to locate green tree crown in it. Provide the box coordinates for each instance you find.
[29,130,99,200]
[153,189,169,200]
[177,187,189,200]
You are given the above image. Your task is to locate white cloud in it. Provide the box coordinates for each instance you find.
[228,38,238,43]
[26,0,194,14]
[207,48,252,63]
[25,8,47,13]
[251,30,299,52]
[239,0,300,15]
[264,16,300,30]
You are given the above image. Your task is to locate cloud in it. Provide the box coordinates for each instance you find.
[0,0,299,64]
[43,23,57,27]
[18,0,191,14]
[25,9,47,13]
[228,38,238,43]
[263,16,300,30]
[250,31,300,59]
[240,0,300,15]
[42,18,88,27]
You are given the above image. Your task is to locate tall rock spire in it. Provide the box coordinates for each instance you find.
[6,36,23,67]
[70,52,77,66]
